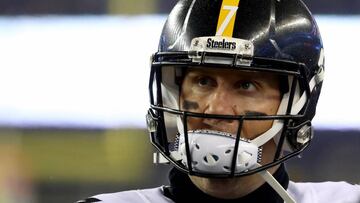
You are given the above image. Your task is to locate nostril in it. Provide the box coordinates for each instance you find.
[225,149,232,154]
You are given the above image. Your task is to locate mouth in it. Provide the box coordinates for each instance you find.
[201,119,239,135]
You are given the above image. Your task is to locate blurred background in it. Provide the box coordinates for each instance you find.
[0,0,359,202]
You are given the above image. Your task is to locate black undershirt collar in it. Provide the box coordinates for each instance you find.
[163,164,289,203]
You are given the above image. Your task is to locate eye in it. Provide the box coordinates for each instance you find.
[240,82,251,89]
[235,81,256,91]
[196,76,215,87]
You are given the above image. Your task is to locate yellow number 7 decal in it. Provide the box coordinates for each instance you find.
[216,0,240,37]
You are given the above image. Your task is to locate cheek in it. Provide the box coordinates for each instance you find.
[180,90,206,112]
[264,91,282,114]
[242,120,273,139]
[179,94,206,130]
[186,117,204,130]
[245,92,281,115]
[240,97,280,139]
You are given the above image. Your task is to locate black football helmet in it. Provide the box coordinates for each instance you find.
[147,0,324,180]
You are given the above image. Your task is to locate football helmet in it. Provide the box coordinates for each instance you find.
[147,0,324,183]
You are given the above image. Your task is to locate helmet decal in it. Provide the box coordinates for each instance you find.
[216,0,240,37]
[167,0,197,50]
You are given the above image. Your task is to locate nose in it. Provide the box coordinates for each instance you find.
[204,86,237,116]
[203,87,238,132]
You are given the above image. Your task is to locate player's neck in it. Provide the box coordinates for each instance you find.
[164,164,289,203]
[189,165,279,199]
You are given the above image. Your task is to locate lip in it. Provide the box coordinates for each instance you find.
[202,119,239,136]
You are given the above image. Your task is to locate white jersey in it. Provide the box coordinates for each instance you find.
[287,181,360,203]
[79,181,360,203]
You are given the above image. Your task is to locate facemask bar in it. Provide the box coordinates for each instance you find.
[231,117,244,177]
[273,75,298,161]
[149,76,309,178]
[150,109,309,178]
[152,51,303,76]
[149,64,171,156]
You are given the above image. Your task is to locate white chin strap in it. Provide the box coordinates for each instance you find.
[256,163,296,203]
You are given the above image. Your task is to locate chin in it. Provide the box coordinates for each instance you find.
[199,177,244,198]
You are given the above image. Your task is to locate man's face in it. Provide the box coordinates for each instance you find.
[180,67,281,140]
